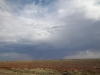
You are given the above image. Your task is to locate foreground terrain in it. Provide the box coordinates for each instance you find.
[0,59,100,75]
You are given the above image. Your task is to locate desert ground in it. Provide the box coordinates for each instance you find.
[0,59,100,75]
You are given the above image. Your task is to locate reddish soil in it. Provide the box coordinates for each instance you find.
[0,59,100,73]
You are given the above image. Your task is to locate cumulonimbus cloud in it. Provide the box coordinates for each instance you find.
[0,0,100,60]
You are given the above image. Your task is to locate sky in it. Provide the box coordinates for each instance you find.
[0,0,100,60]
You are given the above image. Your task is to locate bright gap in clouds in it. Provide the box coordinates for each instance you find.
[64,50,100,59]
[0,0,100,60]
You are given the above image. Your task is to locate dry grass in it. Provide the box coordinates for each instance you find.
[0,68,62,75]
[0,68,100,75]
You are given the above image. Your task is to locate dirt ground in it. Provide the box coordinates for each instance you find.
[0,59,100,75]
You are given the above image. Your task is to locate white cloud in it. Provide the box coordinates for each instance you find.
[56,0,100,20]
[64,50,100,59]
[0,52,31,60]
[0,0,63,44]
[0,0,100,47]
[75,0,100,20]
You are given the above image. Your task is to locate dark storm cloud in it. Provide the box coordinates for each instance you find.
[0,43,75,60]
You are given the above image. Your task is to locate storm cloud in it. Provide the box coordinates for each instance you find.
[0,0,100,60]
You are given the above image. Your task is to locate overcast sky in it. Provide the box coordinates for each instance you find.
[0,0,100,60]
